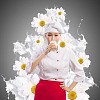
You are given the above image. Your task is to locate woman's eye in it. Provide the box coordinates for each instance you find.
[55,35,58,36]
[48,35,52,36]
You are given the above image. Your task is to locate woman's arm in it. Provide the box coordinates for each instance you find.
[66,48,85,91]
[68,81,78,91]
[28,43,57,74]
[28,49,49,74]
[60,48,85,92]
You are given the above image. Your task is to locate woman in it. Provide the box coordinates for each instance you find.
[28,24,85,100]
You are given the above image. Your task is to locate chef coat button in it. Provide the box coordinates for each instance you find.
[56,51,58,53]
[57,69,58,71]
[55,79,57,80]
[57,60,59,61]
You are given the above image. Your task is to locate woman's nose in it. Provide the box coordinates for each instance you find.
[51,36,55,41]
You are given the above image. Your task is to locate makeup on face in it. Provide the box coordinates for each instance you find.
[45,32,61,43]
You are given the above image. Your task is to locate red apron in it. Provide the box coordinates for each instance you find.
[34,79,66,100]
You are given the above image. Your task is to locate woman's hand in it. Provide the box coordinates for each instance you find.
[60,82,71,92]
[49,43,57,50]
[44,43,57,55]
[47,42,57,52]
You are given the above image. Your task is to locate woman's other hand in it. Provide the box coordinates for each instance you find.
[60,82,71,92]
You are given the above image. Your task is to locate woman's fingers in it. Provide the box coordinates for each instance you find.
[60,85,65,88]
[48,43,54,48]
[60,82,70,91]
[60,82,65,84]
[60,82,65,88]
[47,43,57,52]
[60,85,66,90]
[50,44,57,50]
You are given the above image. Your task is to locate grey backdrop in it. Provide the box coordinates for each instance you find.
[0,0,100,100]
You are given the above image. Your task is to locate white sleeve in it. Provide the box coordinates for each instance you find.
[69,48,85,83]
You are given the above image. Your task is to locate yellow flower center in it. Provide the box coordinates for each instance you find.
[78,58,84,64]
[59,41,66,48]
[39,20,45,27]
[21,64,26,70]
[58,11,62,15]
[36,40,40,43]
[31,85,36,94]
[68,91,77,100]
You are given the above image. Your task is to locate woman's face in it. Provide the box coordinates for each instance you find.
[45,32,61,44]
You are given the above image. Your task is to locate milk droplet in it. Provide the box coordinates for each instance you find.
[77,19,84,35]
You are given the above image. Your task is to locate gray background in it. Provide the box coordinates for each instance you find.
[0,0,100,99]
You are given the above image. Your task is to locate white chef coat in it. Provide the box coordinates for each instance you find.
[30,43,85,83]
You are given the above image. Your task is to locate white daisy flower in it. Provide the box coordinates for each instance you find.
[31,13,51,34]
[58,35,68,49]
[66,90,77,100]
[66,91,89,100]
[33,35,44,47]
[58,40,67,49]
[18,74,39,100]
[6,76,34,99]
[45,7,66,22]
[55,7,66,21]
[13,56,30,76]
[77,52,91,68]
[13,42,27,55]
[61,33,79,50]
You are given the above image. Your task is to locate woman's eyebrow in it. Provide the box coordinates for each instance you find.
[48,33,52,35]
[48,34,52,35]
[55,33,59,35]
